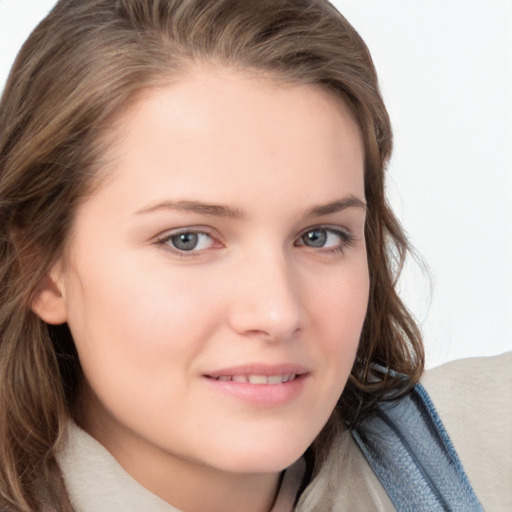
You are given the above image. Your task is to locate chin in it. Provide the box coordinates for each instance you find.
[204,432,314,474]
[194,407,334,474]
[218,453,303,475]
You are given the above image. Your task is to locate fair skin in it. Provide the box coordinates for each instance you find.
[33,67,368,512]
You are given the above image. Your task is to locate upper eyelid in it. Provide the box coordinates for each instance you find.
[296,224,353,238]
[154,224,350,236]
[155,226,217,240]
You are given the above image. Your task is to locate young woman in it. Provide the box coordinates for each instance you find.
[0,1,510,511]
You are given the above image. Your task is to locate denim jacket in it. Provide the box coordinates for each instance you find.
[352,383,484,511]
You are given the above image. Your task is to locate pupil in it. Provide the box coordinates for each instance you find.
[172,233,198,251]
[304,229,326,247]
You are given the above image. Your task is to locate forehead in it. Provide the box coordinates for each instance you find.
[88,67,364,213]
[117,67,361,143]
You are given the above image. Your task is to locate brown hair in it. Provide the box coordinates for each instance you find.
[0,0,423,509]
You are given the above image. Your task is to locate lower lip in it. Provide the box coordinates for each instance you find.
[203,374,308,407]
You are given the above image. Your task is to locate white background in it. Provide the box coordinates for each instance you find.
[1,0,511,368]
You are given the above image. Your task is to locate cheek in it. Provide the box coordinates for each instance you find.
[310,257,369,376]
[64,268,213,426]
[66,252,215,350]
[63,256,230,414]
[312,252,369,327]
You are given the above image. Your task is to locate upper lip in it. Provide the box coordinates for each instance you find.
[204,363,310,379]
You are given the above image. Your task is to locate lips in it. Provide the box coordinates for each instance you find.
[203,364,309,406]
[214,374,298,384]
[204,364,309,382]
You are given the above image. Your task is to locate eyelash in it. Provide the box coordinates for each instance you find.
[154,225,355,258]
[295,226,356,255]
[154,228,219,258]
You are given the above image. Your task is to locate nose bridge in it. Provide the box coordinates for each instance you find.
[229,245,303,340]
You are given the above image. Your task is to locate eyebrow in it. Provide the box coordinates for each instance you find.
[135,200,245,219]
[135,195,366,219]
[308,196,367,216]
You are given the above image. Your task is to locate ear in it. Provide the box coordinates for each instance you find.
[31,263,68,325]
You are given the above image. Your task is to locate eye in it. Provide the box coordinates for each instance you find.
[158,230,216,253]
[296,227,354,253]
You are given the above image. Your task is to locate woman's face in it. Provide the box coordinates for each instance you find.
[43,68,368,486]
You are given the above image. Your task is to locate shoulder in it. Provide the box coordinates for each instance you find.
[421,352,512,511]
[421,351,512,394]
[420,352,512,431]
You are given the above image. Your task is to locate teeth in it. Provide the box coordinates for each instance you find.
[215,374,298,384]
[248,375,268,384]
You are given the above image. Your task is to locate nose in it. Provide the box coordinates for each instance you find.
[227,251,304,342]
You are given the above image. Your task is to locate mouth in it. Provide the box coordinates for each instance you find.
[208,373,301,384]
[203,368,308,406]
[203,365,310,406]
[204,364,309,384]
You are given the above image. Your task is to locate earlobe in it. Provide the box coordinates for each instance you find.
[31,269,68,325]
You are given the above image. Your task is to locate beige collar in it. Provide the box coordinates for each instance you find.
[57,421,304,512]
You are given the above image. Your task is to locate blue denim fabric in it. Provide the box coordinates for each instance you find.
[351,383,484,511]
